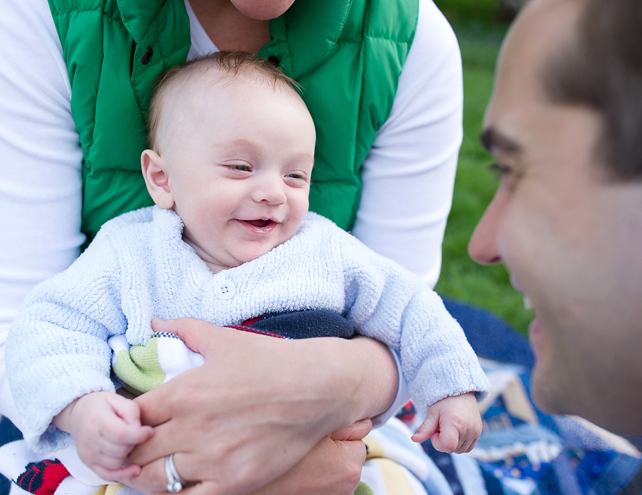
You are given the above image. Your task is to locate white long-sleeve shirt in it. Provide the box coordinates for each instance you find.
[7,208,488,452]
[0,0,463,420]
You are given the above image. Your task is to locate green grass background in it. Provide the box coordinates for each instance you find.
[430,5,534,336]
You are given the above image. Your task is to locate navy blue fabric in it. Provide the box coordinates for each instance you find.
[247,309,355,339]
[0,470,7,495]
[0,417,21,446]
[0,417,22,495]
[442,297,535,370]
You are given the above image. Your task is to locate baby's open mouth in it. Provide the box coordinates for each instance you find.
[244,219,275,228]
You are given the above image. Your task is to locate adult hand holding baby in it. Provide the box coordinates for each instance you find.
[249,419,372,495]
[125,318,395,495]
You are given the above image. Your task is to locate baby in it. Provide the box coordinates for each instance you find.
[7,52,489,483]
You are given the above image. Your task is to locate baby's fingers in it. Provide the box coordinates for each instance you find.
[411,415,438,443]
[458,440,475,454]
[92,463,142,482]
[457,433,480,454]
[108,394,144,426]
[430,424,460,453]
[101,411,154,446]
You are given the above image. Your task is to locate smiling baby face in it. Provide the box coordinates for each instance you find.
[142,54,316,274]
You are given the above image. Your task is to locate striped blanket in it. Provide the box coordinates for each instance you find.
[1,309,642,494]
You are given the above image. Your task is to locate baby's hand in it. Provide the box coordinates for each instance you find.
[411,392,482,453]
[53,392,154,481]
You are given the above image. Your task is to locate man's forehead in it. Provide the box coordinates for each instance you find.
[482,0,584,142]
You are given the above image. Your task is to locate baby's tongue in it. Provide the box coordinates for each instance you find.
[246,219,270,227]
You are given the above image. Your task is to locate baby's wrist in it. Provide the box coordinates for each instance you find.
[52,397,80,434]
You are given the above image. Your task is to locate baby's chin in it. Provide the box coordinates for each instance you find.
[233,245,281,264]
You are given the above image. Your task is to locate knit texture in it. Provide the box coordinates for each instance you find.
[7,206,489,452]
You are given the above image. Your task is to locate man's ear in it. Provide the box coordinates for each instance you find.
[141,149,174,209]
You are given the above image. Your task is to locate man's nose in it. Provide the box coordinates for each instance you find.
[251,174,286,206]
[468,187,506,265]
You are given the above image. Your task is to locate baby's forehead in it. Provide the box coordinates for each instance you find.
[149,54,314,155]
[178,65,297,101]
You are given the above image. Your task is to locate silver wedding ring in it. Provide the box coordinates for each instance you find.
[165,453,185,493]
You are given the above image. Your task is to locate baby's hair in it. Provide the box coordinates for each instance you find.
[147,51,301,151]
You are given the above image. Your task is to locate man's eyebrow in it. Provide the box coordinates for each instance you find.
[480,127,523,155]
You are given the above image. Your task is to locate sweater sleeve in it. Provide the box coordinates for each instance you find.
[5,234,126,453]
[338,231,490,412]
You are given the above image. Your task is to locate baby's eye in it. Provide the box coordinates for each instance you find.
[227,164,252,172]
[285,172,310,184]
[287,173,306,181]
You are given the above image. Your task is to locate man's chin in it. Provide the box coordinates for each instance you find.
[530,364,556,413]
[528,320,561,412]
[530,354,575,417]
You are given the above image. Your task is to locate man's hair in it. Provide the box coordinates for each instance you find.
[147,51,301,151]
[543,0,642,181]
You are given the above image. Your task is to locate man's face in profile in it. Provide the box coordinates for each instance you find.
[468,0,642,433]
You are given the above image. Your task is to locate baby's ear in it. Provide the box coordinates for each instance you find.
[141,150,174,209]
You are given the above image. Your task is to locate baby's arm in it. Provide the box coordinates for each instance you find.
[411,392,482,453]
[53,392,154,481]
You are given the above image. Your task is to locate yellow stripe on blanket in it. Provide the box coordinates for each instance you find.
[362,435,423,495]
[93,483,126,495]
[373,459,419,495]
[364,436,385,460]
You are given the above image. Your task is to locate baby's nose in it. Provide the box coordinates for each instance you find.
[252,175,286,205]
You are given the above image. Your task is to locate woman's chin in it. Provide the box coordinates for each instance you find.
[232,0,296,20]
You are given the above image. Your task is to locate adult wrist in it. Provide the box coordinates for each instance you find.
[298,336,398,426]
[371,349,409,428]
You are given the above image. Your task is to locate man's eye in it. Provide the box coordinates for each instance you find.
[488,162,510,180]
[489,162,523,192]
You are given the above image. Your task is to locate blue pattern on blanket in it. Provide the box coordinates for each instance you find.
[417,360,642,495]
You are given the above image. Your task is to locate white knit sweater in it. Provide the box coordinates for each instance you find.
[7,206,489,452]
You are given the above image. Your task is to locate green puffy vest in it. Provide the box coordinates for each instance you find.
[47,0,418,241]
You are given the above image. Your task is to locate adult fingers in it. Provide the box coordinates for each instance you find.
[137,319,234,427]
[150,318,220,358]
[128,452,197,494]
[330,418,372,442]
[250,438,366,495]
